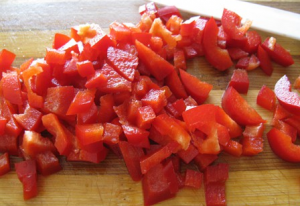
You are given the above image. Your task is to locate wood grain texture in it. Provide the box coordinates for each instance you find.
[0,0,300,205]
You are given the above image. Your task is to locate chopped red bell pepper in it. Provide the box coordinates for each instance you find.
[136,105,156,130]
[0,49,16,76]
[42,113,73,156]
[135,40,174,80]
[204,163,229,206]
[227,47,249,60]
[75,123,104,147]
[179,69,213,104]
[184,169,203,189]
[142,163,176,206]
[22,130,56,158]
[76,60,95,77]
[152,114,191,150]
[267,128,300,162]
[122,125,150,148]
[106,46,138,81]
[243,31,261,53]
[261,37,294,67]
[229,69,249,94]
[53,33,71,49]
[98,63,132,93]
[2,71,23,105]
[140,141,180,174]
[44,86,75,118]
[257,45,273,76]
[177,143,199,164]
[241,123,265,156]
[15,159,38,200]
[194,153,218,171]
[203,17,233,71]
[165,70,188,99]
[221,8,251,40]
[274,75,300,115]
[0,153,10,176]
[157,5,181,23]
[109,21,132,43]
[35,151,62,176]
[222,86,266,126]
[257,85,276,111]
[141,89,167,114]
[67,89,95,115]
[13,106,42,131]
[173,49,187,70]
[119,141,144,181]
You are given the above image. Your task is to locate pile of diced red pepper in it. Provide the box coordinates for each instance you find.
[0,2,298,206]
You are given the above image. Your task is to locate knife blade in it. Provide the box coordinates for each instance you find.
[151,0,300,40]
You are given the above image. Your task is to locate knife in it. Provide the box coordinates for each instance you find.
[150,0,300,40]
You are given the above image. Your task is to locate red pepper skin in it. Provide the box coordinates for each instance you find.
[243,31,261,54]
[122,125,150,149]
[0,49,16,78]
[44,86,75,119]
[267,128,300,163]
[22,130,56,158]
[257,45,273,76]
[106,46,138,81]
[204,163,229,206]
[14,106,43,131]
[2,71,23,105]
[179,69,213,104]
[35,151,62,176]
[157,6,182,23]
[261,37,294,67]
[222,86,266,126]
[0,153,10,176]
[257,85,277,111]
[221,9,249,40]
[42,113,73,156]
[67,89,95,115]
[274,75,300,115]
[184,169,203,189]
[140,141,180,175]
[165,70,188,99]
[152,114,190,150]
[242,123,265,156]
[53,33,71,49]
[135,40,174,80]
[142,163,176,206]
[119,141,144,181]
[15,160,38,200]
[203,17,233,71]
[229,69,249,94]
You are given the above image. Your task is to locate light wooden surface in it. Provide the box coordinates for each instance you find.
[0,0,300,205]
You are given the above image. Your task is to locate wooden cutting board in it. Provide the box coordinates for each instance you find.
[0,0,300,205]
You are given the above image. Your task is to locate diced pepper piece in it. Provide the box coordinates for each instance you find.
[229,69,249,94]
[22,130,56,158]
[35,151,62,176]
[0,153,10,176]
[119,141,145,181]
[222,86,266,126]
[261,37,294,67]
[179,69,213,104]
[257,85,276,111]
[184,169,203,189]
[135,40,174,80]
[106,47,138,81]
[152,114,191,150]
[15,160,38,200]
[203,17,233,71]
